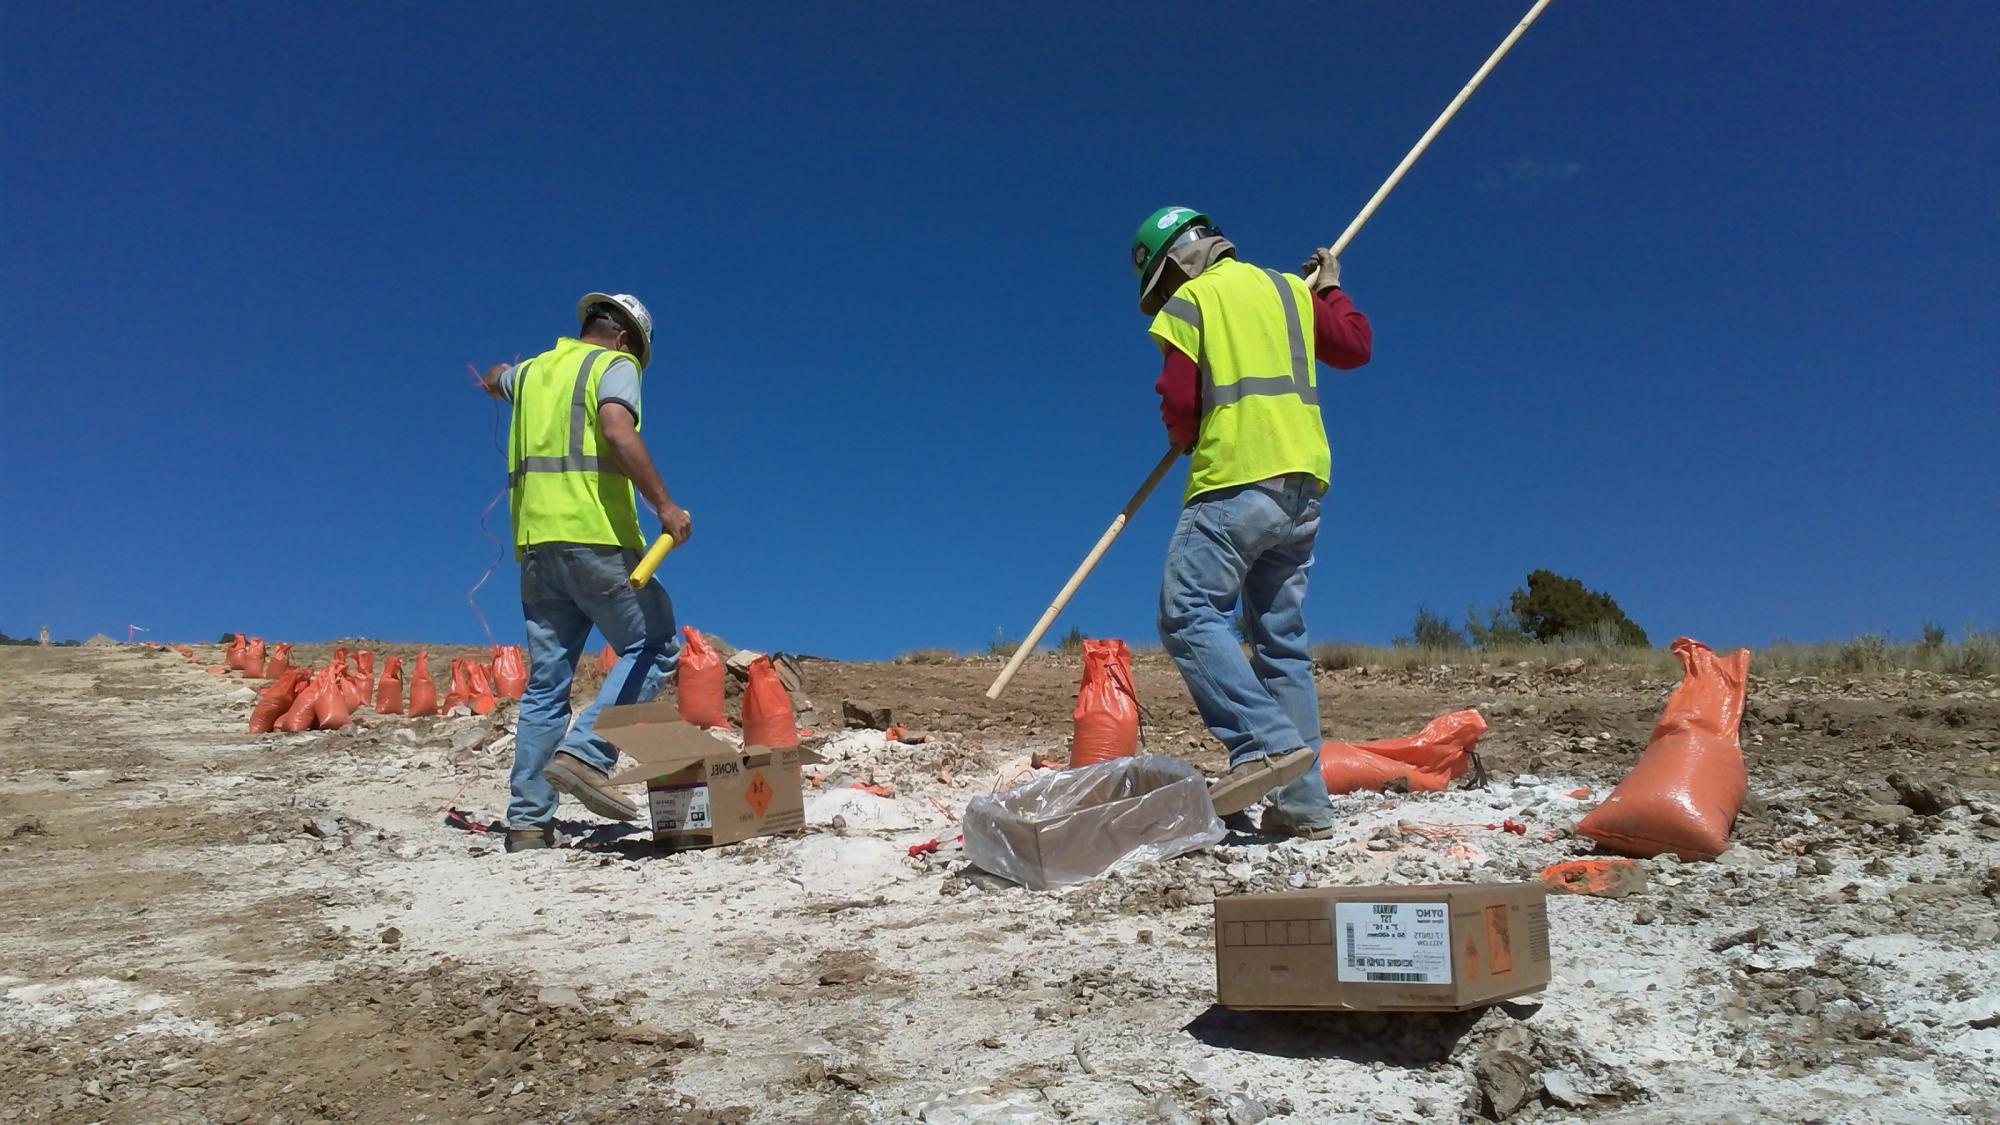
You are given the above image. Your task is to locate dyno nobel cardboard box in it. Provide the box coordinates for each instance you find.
[1215,882,1550,1011]
[599,701,820,849]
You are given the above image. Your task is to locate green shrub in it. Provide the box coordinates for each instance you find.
[1465,602,1532,649]
[1509,570,1648,647]
[1403,604,1466,650]
[1836,634,1891,673]
[1919,622,1948,650]
[1057,626,1086,655]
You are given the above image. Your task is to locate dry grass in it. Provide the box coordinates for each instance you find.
[1310,630,2000,680]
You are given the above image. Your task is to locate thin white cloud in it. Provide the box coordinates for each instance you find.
[1478,156,1583,193]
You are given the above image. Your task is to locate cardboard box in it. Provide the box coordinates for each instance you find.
[1215,882,1550,1011]
[599,701,820,849]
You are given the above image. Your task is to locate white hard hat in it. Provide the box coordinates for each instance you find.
[577,292,654,370]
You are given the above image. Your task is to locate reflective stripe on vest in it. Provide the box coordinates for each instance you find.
[1146,258,1331,502]
[1198,270,1316,408]
[507,346,611,484]
[505,338,645,553]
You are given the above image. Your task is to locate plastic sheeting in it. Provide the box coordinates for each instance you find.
[963,755,1225,890]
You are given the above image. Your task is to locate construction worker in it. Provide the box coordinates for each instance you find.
[1134,207,1373,839]
[480,293,693,853]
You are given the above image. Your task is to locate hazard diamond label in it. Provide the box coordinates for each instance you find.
[743,770,774,817]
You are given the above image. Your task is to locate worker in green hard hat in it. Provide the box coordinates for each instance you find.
[1134,205,1374,840]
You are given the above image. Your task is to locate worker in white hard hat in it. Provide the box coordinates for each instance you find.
[479,292,693,852]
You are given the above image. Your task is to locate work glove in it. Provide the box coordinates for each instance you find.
[1300,248,1342,293]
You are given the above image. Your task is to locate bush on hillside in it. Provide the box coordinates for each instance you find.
[1508,570,1649,647]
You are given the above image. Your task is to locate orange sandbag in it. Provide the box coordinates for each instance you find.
[1320,709,1488,793]
[248,669,305,733]
[1070,639,1140,767]
[407,651,439,717]
[676,627,727,728]
[741,655,797,748]
[277,677,321,732]
[1318,743,1421,793]
[441,659,470,713]
[243,637,268,678]
[265,643,292,680]
[491,644,527,699]
[355,650,375,693]
[314,668,353,729]
[226,633,248,670]
[335,665,367,712]
[595,643,616,677]
[1577,638,1751,861]
[375,656,405,714]
[467,661,498,715]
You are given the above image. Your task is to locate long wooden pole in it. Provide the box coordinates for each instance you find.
[1316,0,1554,271]
[986,0,1554,699]
[985,448,1180,699]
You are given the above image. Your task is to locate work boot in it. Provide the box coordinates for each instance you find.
[542,751,640,822]
[1207,747,1319,817]
[505,826,555,852]
[1259,809,1336,841]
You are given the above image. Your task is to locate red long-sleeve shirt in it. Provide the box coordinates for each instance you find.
[1154,286,1372,450]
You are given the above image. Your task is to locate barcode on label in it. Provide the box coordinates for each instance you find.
[1366,971,1426,983]
[1344,923,1357,967]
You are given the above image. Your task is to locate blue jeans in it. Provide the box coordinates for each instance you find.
[510,543,681,829]
[1158,477,1333,829]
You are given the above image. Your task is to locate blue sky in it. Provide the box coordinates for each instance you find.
[3,2,1995,657]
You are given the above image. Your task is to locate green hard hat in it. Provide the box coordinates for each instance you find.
[1131,205,1214,293]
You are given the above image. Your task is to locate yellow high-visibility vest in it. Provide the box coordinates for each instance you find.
[506,337,645,556]
[1148,258,1331,503]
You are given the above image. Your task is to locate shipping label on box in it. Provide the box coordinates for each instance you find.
[1335,901,1453,985]
[648,782,711,833]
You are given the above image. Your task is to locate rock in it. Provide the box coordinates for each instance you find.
[451,727,489,755]
[1474,1047,1538,1118]
[1552,658,1587,679]
[380,927,402,945]
[843,699,893,730]
[536,985,582,1008]
[1543,1071,1588,1109]
[1222,1092,1269,1124]
[392,729,419,746]
[303,817,342,839]
[472,1050,522,1084]
[1888,773,1963,816]
[1862,804,1914,827]
[1710,925,1765,953]
[611,1024,702,1048]
[915,1086,1051,1124]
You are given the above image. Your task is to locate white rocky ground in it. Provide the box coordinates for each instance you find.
[1,646,1996,1123]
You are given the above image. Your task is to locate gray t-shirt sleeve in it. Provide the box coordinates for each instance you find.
[495,362,521,402]
[595,357,642,424]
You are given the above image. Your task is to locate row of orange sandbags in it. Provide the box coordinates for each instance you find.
[190,628,804,747]
[177,636,529,732]
[1062,636,1752,861]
